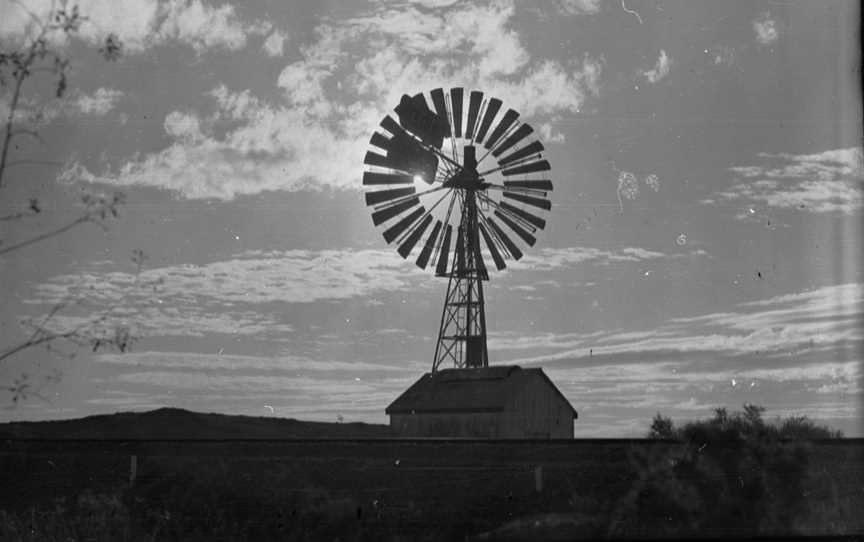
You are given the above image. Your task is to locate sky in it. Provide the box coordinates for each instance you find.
[0,0,861,437]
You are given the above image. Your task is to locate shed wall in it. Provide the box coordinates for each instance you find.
[505,372,574,438]
[390,412,502,437]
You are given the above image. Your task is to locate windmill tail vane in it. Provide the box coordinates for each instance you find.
[362,87,553,372]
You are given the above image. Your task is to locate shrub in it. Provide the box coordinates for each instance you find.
[610,405,843,538]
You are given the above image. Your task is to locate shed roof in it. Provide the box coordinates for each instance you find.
[385,365,577,416]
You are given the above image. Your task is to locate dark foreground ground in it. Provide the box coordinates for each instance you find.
[1,409,862,541]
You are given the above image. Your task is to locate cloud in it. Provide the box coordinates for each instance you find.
[507,246,672,271]
[498,283,862,369]
[511,281,863,434]
[710,44,734,66]
[74,87,125,115]
[68,0,603,199]
[0,87,124,128]
[155,0,271,53]
[753,12,778,45]
[96,350,422,374]
[401,0,462,7]
[24,245,690,343]
[163,110,204,141]
[0,0,272,54]
[714,147,863,214]
[557,0,602,15]
[538,123,566,144]
[47,307,296,340]
[27,249,425,309]
[29,246,673,310]
[641,49,671,83]
[262,29,287,57]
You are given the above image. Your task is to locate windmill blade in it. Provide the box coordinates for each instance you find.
[473,232,488,277]
[365,186,416,206]
[474,97,501,144]
[371,197,420,226]
[383,207,424,243]
[450,87,463,138]
[494,209,536,246]
[492,123,534,158]
[479,222,506,270]
[379,115,403,136]
[486,215,523,260]
[498,141,544,167]
[429,88,451,137]
[369,131,391,151]
[412,92,429,108]
[363,151,390,169]
[502,191,551,211]
[502,159,551,176]
[416,220,443,269]
[397,214,433,259]
[363,172,414,185]
[503,179,553,191]
[466,91,483,140]
[484,109,519,150]
[435,224,453,276]
[500,201,546,229]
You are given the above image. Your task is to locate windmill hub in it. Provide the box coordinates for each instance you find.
[362,87,553,371]
[443,145,486,190]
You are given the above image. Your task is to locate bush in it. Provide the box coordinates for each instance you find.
[609,405,843,538]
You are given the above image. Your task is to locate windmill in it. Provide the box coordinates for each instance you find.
[362,88,552,372]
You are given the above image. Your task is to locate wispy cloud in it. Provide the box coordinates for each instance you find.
[753,12,779,45]
[27,249,425,307]
[262,29,287,57]
[502,283,862,364]
[29,246,679,308]
[74,87,125,115]
[96,350,422,375]
[0,0,273,53]
[641,50,671,83]
[511,246,675,271]
[0,87,124,126]
[711,147,863,214]
[557,0,603,15]
[24,245,692,342]
[66,0,603,199]
[538,122,566,144]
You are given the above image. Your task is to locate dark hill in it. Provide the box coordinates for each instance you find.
[0,407,391,439]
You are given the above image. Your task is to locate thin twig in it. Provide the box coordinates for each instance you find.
[0,214,89,256]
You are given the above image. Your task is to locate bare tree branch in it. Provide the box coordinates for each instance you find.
[0,214,90,256]
[0,2,138,402]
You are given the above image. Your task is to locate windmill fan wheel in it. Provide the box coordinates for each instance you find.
[362,87,553,275]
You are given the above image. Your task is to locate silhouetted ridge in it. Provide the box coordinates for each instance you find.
[0,408,390,439]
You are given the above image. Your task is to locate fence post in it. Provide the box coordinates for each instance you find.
[130,454,138,485]
[534,466,543,493]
